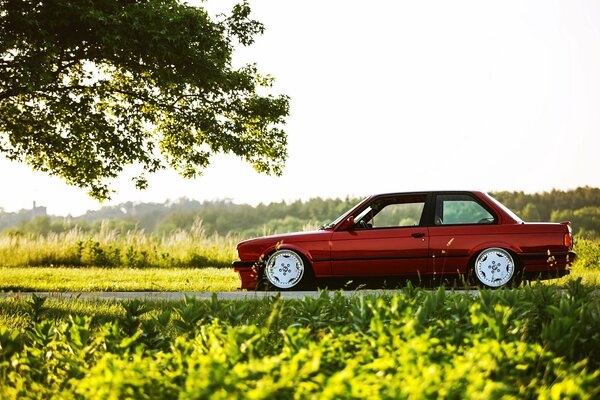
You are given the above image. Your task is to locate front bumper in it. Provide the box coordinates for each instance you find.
[232,261,260,290]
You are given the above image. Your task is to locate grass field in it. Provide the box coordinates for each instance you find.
[1,265,599,292]
[0,233,600,292]
[0,267,239,292]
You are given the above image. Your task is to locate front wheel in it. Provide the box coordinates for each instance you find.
[473,248,516,288]
[264,249,311,290]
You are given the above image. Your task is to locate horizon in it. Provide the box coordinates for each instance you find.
[2,185,598,218]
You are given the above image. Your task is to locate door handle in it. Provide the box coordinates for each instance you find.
[411,232,426,238]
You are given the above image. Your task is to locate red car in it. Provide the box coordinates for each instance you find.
[233,191,575,290]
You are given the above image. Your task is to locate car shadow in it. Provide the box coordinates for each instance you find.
[313,275,476,291]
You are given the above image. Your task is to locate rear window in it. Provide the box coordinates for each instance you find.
[435,194,495,225]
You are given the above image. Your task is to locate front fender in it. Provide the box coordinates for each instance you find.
[261,243,313,263]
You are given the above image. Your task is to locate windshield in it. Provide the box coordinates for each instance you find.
[321,197,368,229]
[484,193,524,223]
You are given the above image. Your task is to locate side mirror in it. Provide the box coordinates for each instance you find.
[338,216,355,231]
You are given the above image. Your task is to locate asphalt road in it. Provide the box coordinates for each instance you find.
[0,290,482,301]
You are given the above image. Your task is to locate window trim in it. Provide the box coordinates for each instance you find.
[432,193,498,227]
[352,193,429,230]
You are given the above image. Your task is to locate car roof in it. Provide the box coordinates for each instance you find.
[368,190,486,197]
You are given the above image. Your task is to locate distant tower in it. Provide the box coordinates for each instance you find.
[31,201,47,219]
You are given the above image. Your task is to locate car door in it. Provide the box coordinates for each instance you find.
[330,194,430,276]
[427,193,499,275]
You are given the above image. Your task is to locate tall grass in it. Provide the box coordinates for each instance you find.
[0,220,237,269]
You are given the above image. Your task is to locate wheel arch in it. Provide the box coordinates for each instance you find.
[261,243,314,266]
[468,241,522,263]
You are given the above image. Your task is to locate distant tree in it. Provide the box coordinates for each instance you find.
[520,203,541,221]
[156,210,197,235]
[2,189,598,238]
[551,207,600,238]
[0,0,289,200]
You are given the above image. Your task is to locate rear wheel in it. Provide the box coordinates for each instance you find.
[264,249,312,290]
[473,248,515,288]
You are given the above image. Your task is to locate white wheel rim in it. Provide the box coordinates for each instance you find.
[474,248,515,287]
[265,250,304,289]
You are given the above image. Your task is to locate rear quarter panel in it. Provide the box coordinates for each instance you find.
[429,223,570,274]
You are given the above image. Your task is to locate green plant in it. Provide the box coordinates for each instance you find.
[1,286,600,398]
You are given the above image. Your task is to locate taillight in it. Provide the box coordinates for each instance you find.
[564,232,572,248]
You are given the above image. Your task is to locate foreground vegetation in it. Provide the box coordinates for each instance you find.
[1,283,599,398]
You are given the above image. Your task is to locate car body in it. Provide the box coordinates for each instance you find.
[233,191,576,290]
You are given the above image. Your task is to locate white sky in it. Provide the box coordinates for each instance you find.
[1,0,599,216]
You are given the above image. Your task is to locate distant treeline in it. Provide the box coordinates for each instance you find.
[492,187,600,238]
[1,187,599,238]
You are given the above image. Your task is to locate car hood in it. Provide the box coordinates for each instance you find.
[237,229,332,247]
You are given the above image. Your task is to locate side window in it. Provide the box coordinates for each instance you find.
[435,194,495,225]
[355,195,426,229]
[373,202,425,228]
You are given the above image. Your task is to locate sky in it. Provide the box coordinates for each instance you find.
[1,0,599,216]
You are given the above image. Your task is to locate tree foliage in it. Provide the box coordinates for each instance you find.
[492,187,600,219]
[0,0,289,199]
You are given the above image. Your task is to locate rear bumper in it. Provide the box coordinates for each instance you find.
[519,251,576,265]
[232,261,260,290]
[519,251,576,279]
[522,269,571,280]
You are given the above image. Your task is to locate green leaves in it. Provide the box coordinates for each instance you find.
[0,0,290,200]
[2,287,600,397]
[224,1,265,46]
